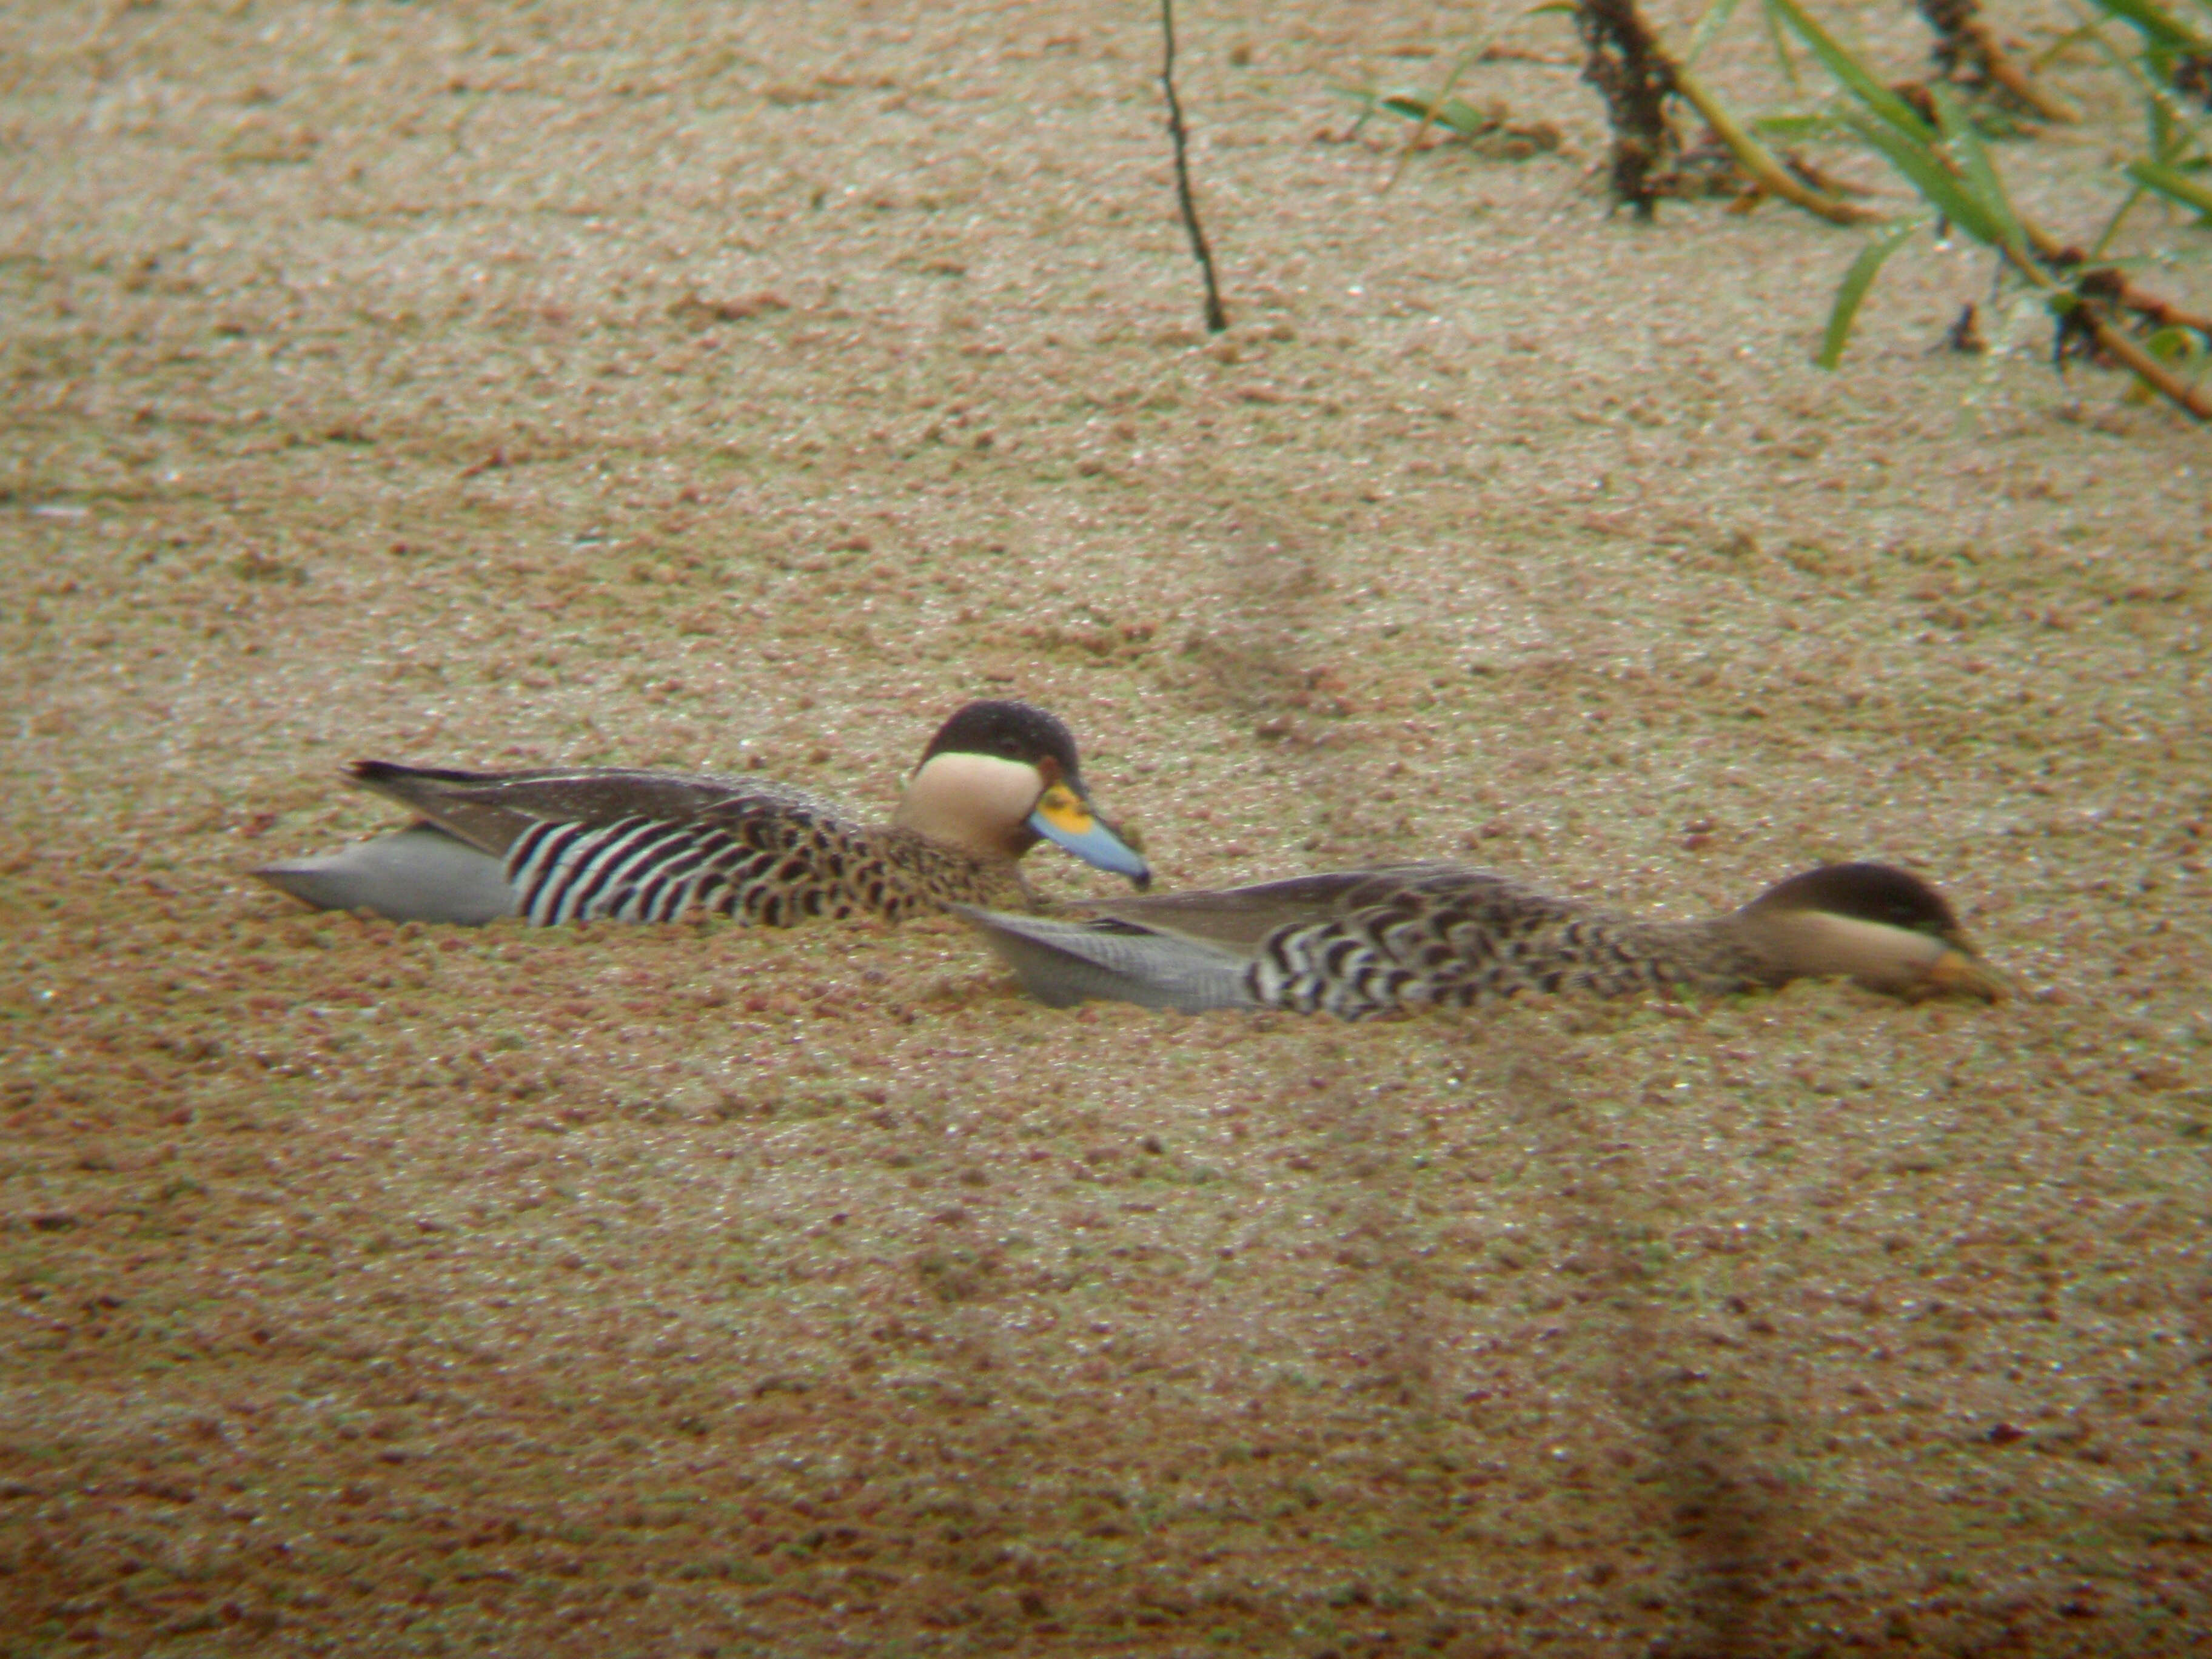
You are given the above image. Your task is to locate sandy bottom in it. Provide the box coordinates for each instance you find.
[4,1,2210,1654]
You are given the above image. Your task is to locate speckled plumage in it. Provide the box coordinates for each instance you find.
[253,701,1148,927]
[1239,865,1777,1018]
[957,860,2005,1018]
[406,766,1039,926]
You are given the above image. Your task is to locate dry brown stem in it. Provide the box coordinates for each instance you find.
[2069,293,2212,419]
[1918,0,2082,124]
[1671,66,1885,227]
[2028,232,2212,341]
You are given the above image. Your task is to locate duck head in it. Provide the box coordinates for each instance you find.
[1731,862,2007,1000]
[893,700,1151,887]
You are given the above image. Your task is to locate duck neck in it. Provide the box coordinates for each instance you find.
[1720,907,1957,995]
[891,752,1042,860]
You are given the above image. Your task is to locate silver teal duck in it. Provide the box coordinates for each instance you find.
[953,860,2006,1017]
[253,700,1150,927]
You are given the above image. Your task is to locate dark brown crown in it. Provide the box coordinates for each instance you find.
[1741,862,1969,945]
[919,700,1085,786]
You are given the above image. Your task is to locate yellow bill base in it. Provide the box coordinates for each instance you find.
[1028,786,1150,885]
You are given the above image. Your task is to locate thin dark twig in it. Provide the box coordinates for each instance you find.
[1160,0,1227,332]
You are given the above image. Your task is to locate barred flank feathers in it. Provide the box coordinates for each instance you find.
[509,817,734,925]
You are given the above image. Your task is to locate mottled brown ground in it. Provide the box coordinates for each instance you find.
[4,2,2210,1655]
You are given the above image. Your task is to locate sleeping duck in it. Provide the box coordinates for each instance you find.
[954,860,2006,1017]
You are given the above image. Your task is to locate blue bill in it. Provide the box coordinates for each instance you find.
[1029,784,1151,886]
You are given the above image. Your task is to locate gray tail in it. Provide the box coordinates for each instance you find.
[948,906,1255,1014]
[252,824,518,925]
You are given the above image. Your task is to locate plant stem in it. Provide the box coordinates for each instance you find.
[2025,224,2212,338]
[1917,0,2081,123]
[2075,303,2212,417]
[1996,226,2211,418]
[1160,0,1228,333]
[1671,65,1885,224]
[1386,33,1496,192]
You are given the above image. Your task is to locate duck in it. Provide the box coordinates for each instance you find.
[951,860,2006,1018]
[252,699,1151,927]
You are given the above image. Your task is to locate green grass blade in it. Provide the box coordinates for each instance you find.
[2062,0,2210,127]
[1840,109,2006,247]
[1763,0,1935,138]
[2083,0,2210,53]
[2128,156,2212,214]
[1684,0,1751,69]
[1760,0,1806,95]
[2059,0,2212,165]
[2090,180,2153,257]
[1751,112,1851,141]
[2034,21,2108,67]
[1929,84,2033,259]
[1378,23,1506,191]
[1378,92,1496,137]
[1818,219,1923,369]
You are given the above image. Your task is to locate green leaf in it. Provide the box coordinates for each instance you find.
[1684,0,1752,69]
[1838,109,2006,249]
[2128,156,2212,215]
[1762,0,1934,139]
[2125,326,2208,403]
[2033,21,2109,69]
[1761,0,1806,95]
[1818,220,1922,369]
[2083,0,2211,53]
[2055,0,2212,158]
[1749,112,1851,141]
[1928,84,2032,260]
[2086,180,2151,259]
[2147,324,2207,366]
[1377,92,1498,138]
